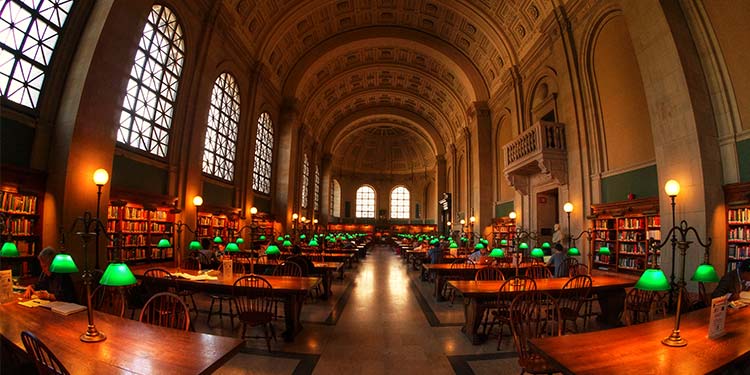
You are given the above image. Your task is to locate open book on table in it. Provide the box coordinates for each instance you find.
[44,301,87,315]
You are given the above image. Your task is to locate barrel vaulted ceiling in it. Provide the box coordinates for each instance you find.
[223,0,554,171]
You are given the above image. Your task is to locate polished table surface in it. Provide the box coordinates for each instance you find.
[449,274,635,296]
[0,302,243,374]
[529,306,750,375]
[422,262,548,302]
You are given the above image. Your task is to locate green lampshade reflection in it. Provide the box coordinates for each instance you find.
[300,234,306,240]
[500,239,508,246]
[282,240,293,247]
[598,246,611,255]
[225,243,240,252]
[213,236,223,244]
[635,268,670,291]
[449,242,458,249]
[236,238,244,244]
[1,242,19,257]
[189,241,202,250]
[489,248,505,258]
[542,242,551,250]
[474,243,484,250]
[519,242,529,250]
[100,263,136,286]
[49,253,78,273]
[309,239,319,247]
[265,244,281,256]
[157,238,171,248]
[530,248,544,258]
[567,247,581,256]
[277,236,284,242]
[691,263,720,283]
[259,235,266,241]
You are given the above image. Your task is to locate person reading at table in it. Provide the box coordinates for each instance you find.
[546,243,568,277]
[468,246,483,263]
[712,258,750,300]
[22,247,76,302]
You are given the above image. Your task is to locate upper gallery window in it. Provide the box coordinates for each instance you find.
[356,185,375,218]
[301,153,309,208]
[330,178,341,217]
[252,112,273,194]
[202,72,240,182]
[116,5,184,158]
[314,164,320,211]
[390,186,410,219]
[1,0,75,109]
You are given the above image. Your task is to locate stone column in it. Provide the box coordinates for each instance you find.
[274,98,300,233]
[319,153,333,227]
[469,102,494,237]
[436,154,447,231]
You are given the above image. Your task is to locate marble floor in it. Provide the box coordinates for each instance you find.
[198,246,529,374]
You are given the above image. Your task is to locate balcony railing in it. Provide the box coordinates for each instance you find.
[502,121,567,194]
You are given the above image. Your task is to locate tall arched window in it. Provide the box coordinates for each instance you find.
[390,186,410,219]
[202,72,239,182]
[356,185,375,218]
[252,112,273,194]
[301,154,309,208]
[116,5,185,158]
[314,164,320,211]
[330,179,341,217]
[1,0,76,109]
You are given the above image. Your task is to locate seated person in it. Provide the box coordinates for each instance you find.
[427,241,442,264]
[546,243,568,277]
[468,246,483,263]
[712,258,750,300]
[22,247,76,302]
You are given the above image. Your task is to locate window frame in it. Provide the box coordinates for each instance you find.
[390,185,410,219]
[252,111,274,195]
[355,185,376,219]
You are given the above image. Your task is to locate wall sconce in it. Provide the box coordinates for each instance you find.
[664,179,680,308]
[563,202,573,248]
[509,211,517,220]
[92,168,109,270]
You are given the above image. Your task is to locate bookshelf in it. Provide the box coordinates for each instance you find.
[196,212,238,243]
[590,197,661,274]
[0,187,40,257]
[724,182,750,273]
[491,217,516,250]
[106,202,175,264]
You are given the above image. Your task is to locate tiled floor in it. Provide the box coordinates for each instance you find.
[199,246,531,374]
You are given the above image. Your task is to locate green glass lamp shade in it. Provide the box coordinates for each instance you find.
[100,263,136,286]
[474,243,484,250]
[439,235,444,239]
[567,247,581,256]
[277,236,284,242]
[265,244,281,256]
[519,242,529,250]
[1,242,19,257]
[285,234,290,239]
[328,238,336,243]
[49,253,78,273]
[530,248,544,258]
[489,248,505,258]
[461,237,468,243]
[309,239,319,247]
[449,242,458,249]
[634,268,670,291]
[430,239,439,245]
[157,238,171,248]
[236,238,244,245]
[225,243,240,252]
[188,240,202,250]
[300,234,306,240]
[259,235,266,241]
[282,240,293,247]
[500,239,508,246]
[542,242,551,250]
[213,236,223,244]
[691,263,720,283]
[598,246,611,255]
[481,239,489,246]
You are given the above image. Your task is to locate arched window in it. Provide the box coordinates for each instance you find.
[356,185,375,218]
[330,179,341,217]
[301,154,309,208]
[252,112,273,194]
[116,5,184,158]
[1,0,76,108]
[390,186,410,219]
[314,164,320,211]
[202,72,239,181]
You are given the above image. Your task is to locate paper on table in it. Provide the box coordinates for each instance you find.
[45,301,87,316]
[172,272,218,281]
[18,299,51,308]
[738,291,750,302]
[708,294,730,339]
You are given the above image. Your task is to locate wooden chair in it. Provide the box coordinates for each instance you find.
[233,275,275,352]
[142,268,176,295]
[91,285,126,318]
[509,291,563,374]
[561,258,578,277]
[272,262,303,277]
[139,292,191,331]
[558,275,593,333]
[475,267,505,281]
[568,263,589,277]
[524,264,553,279]
[489,276,537,350]
[20,331,70,375]
[442,259,476,304]
[622,288,658,326]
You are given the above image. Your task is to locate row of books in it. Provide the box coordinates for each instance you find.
[728,244,749,260]
[728,227,750,241]
[618,231,644,241]
[728,208,750,223]
[618,257,645,269]
[619,243,646,254]
[647,216,661,227]
[646,230,662,241]
[5,217,35,235]
[618,218,645,229]
[0,191,37,214]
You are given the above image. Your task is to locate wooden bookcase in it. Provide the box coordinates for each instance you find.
[590,197,661,274]
[196,211,238,243]
[491,217,516,249]
[725,182,750,273]
[106,202,175,264]
[0,167,46,277]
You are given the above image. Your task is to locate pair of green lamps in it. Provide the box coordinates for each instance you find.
[49,252,136,287]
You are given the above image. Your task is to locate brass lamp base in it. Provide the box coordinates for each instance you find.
[661,331,687,347]
[80,327,106,343]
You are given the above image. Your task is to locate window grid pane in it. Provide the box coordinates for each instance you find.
[252,112,273,194]
[116,5,184,158]
[0,0,74,109]
[301,154,309,208]
[314,165,320,211]
[390,186,410,219]
[356,186,375,218]
[202,72,239,182]
[331,179,341,217]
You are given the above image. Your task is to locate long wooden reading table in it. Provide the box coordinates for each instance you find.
[0,302,243,374]
[422,262,550,302]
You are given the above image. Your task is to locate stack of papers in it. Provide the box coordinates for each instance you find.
[18,299,50,308]
[45,301,87,316]
[172,272,218,281]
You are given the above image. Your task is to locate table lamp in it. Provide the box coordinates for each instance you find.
[1,242,19,257]
[265,244,281,256]
[188,240,202,251]
[530,248,544,259]
[489,248,504,258]
[225,242,240,252]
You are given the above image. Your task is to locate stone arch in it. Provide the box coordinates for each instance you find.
[524,67,560,129]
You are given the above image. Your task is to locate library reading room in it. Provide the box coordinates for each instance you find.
[1,1,749,374]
